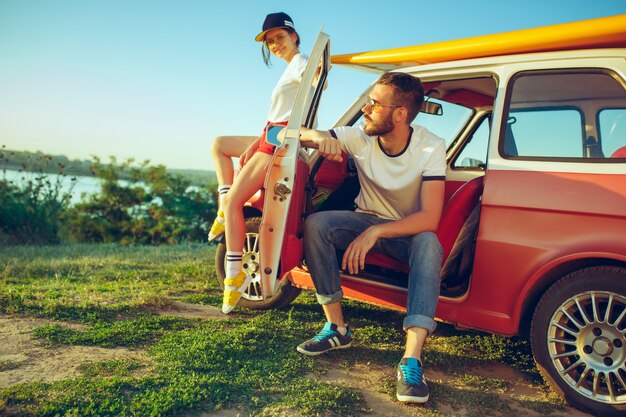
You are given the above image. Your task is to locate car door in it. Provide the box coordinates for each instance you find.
[258,31,331,297]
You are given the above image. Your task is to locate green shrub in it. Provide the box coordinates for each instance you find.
[1,148,218,246]
[0,148,75,245]
[64,157,217,244]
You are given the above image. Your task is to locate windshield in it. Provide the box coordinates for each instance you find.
[414,98,473,148]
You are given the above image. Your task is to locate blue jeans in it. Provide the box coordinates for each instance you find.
[304,210,443,333]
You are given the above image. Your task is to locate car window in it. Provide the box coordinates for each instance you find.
[284,32,331,159]
[452,116,490,169]
[501,70,626,160]
[414,98,473,148]
[598,108,626,157]
[507,108,584,158]
[304,37,331,129]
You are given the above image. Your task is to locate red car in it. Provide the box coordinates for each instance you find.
[215,15,626,416]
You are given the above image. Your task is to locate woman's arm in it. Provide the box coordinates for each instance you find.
[239,137,261,168]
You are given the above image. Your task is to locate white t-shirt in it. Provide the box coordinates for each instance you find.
[331,125,446,220]
[267,53,308,123]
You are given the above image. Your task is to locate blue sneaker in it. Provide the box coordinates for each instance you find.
[396,357,429,403]
[297,322,352,356]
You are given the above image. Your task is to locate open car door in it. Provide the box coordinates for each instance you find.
[259,31,331,298]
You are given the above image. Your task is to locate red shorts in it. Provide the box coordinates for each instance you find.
[256,121,289,155]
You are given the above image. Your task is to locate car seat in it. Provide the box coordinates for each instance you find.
[365,176,485,273]
[610,146,626,158]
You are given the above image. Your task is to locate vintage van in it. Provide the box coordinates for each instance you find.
[214,14,626,416]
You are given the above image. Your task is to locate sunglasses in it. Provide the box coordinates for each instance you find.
[364,97,401,112]
[265,34,288,47]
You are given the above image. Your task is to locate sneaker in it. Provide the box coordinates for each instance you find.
[221,271,252,314]
[297,322,352,356]
[208,209,225,242]
[396,357,429,403]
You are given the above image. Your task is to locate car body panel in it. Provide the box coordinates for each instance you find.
[465,169,626,334]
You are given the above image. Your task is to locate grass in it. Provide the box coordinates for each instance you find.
[0,243,566,416]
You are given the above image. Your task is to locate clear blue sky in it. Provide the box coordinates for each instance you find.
[1,0,624,171]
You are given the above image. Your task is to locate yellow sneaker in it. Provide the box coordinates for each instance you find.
[222,271,252,314]
[208,209,225,242]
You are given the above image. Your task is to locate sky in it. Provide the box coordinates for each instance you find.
[1,1,625,171]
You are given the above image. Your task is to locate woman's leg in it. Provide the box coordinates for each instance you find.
[220,151,272,313]
[208,135,258,242]
[211,135,257,189]
[223,151,272,253]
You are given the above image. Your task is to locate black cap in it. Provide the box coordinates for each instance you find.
[255,12,295,42]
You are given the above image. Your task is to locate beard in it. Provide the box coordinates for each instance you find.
[363,111,394,136]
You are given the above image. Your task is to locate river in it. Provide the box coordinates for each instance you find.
[1,170,204,206]
[2,169,104,205]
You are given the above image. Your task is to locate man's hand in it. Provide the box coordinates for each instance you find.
[316,136,343,162]
[341,226,380,274]
[299,128,343,162]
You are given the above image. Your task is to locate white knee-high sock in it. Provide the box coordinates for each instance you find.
[226,251,242,279]
[218,185,231,207]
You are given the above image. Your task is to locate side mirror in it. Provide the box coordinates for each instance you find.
[421,100,443,116]
[266,125,284,146]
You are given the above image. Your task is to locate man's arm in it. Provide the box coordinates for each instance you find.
[298,127,343,162]
[342,180,445,274]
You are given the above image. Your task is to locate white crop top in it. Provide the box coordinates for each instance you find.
[267,53,308,123]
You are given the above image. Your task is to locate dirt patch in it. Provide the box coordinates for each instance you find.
[308,359,595,417]
[0,303,221,389]
[0,315,144,388]
[312,361,413,417]
[155,301,226,320]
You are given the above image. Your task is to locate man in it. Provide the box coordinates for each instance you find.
[296,72,446,404]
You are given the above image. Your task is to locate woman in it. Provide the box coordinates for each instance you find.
[209,12,308,314]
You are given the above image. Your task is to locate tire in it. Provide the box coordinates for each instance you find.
[215,216,301,310]
[531,266,626,417]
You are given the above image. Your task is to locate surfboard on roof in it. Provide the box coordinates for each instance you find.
[330,14,626,72]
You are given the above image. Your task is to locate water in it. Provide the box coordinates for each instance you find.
[2,170,205,206]
[2,169,102,205]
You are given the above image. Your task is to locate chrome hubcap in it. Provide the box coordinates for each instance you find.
[592,337,613,357]
[239,231,279,301]
[547,290,626,404]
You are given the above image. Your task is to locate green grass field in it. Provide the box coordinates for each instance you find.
[0,244,569,417]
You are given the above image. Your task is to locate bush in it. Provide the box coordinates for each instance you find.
[65,157,217,244]
[0,147,218,246]
[0,148,75,245]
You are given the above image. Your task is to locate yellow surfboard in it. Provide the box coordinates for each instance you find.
[331,14,626,71]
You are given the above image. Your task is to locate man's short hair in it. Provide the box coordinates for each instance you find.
[377,72,425,123]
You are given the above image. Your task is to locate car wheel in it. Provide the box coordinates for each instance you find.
[215,216,301,310]
[531,266,626,416]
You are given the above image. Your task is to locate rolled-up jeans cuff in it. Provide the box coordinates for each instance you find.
[403,314,437,334]
[316,290,343,305]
